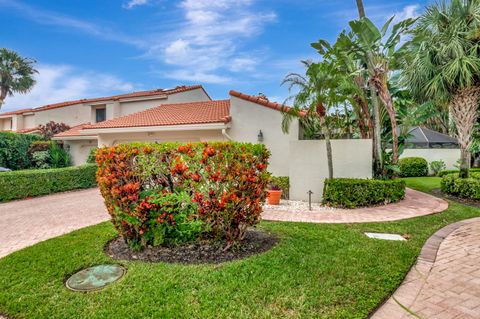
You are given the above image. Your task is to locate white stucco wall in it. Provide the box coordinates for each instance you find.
[227,96,299,176]
[289,139,373,202]
[400,148,461,172]
[119,88,211,116]
[97,129,226,147]
[65,139,98,166]
[23,114,35,128]
[34,103,91,128]
[0,118,12,130]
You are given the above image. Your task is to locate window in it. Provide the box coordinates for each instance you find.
[95,108,106,123]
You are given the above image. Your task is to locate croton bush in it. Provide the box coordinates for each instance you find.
[96,142,270,250]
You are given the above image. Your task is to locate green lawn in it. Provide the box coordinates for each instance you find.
[1,177,479,319]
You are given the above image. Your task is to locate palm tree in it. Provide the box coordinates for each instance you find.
[281,60,342,179]
[402,0,480,177]
[0,48,37,110]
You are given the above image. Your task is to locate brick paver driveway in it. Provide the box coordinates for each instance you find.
[0,188,109,258]
[373,217,480,319]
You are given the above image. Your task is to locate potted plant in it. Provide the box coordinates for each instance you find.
[267,184,283,205]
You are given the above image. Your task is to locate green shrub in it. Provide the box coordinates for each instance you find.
[399,157,428,177]
[86,147,98,164]
[270,176,289,199]
[441,173,480,199]
[323,178,406,208]
[430,160,446,176]
[0,132,42,170]
[49,143,72,168]
[437,168,480,177]
[32,151,51,169]
[0,164,97,202]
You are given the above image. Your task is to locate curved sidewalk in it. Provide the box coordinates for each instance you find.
[372,217,480,319]
[262,188,448,224]
[0,188,109,258]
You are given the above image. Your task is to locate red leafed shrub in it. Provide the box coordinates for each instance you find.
[96,142,270,250]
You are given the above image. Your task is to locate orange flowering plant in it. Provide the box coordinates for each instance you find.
[96,142,270,250]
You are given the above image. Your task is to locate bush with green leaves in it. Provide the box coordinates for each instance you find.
[32,151,51,169]
[49,143,72,168]
[398,157,428,177]
[437,168,480,177]
[322,178,406,208]
[430,160,446,176]
[0,164,97,202]
[441,172,480,199]
[0,132,42,170]
[86,147,98,164]
[270,176,289,199]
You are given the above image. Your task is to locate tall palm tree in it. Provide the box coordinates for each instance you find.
[0,48,37,110]
[402,0,480,177]
[281,60,342,179]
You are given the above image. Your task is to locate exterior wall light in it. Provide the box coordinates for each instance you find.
[257,130,264,142]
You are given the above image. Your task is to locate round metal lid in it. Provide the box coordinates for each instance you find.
[66,264,126,292]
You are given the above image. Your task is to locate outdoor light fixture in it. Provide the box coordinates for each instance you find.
[257,130,264,142]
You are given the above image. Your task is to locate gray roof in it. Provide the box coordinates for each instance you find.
[404,126,458,149]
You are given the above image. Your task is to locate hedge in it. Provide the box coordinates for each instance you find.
[0,132,42,170]
[96,142,270,250]
[441,173,480,199]
[270,176,289,199]
[437,168,480,177]
[322,178,406,208]
[0,164,97,202]
[399,157,428,177]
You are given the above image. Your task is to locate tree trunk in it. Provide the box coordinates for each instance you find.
[375,83,399,164]
[370,86,383,175]
[356,0,366,18]
[450,86,480,178]
[321,117,334,179]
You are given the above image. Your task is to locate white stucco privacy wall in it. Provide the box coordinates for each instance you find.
[289,139,373,202]
[400,148,461,172]
[64,139,98,166]
[227,96,299,176]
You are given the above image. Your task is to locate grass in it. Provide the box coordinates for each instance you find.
[0,177,479,318]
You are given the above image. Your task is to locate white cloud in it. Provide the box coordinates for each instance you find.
[123,0,149,9]
[394,4,420,22]
[1,65,138,112]
[154,0,276,83]
[329,3,421,26]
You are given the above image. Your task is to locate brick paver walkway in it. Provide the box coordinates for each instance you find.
[372,217,480,319]
[0,188,109,258]
[262,188,448,224]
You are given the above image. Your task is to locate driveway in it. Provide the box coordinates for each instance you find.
[0,188,109,258]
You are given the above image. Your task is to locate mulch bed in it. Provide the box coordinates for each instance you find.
[105,230,279,264]
[431,188,480,209]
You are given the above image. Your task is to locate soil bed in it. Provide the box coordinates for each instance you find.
[105,230,278,264]
[431,188,480,209]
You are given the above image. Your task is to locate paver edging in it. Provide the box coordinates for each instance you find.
[369,216,480,318]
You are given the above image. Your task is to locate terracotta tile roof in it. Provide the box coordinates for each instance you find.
[0,85,208,115]
[17,127,40,134]
[84,100,231,130]
[0,108,34,116]
[53,123,97,138]
[229,90,292,112]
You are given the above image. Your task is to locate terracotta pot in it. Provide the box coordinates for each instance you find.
[267,190,282,205]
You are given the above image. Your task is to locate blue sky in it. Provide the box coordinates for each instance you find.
[0,0,427,111]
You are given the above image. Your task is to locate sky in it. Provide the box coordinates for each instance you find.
[0,0,428,112]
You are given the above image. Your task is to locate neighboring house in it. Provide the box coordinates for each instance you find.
[399,126,460,171]
[0,85,299,176]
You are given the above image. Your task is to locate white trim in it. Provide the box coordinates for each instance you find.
[83,123,230,134]
[118,95,167,103]
[52,135,98,141]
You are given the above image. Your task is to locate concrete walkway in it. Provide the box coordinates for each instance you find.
[372,217,480,319]
[0,188,109,258]
[262,188,448,224]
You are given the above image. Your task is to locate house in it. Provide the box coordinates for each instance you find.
[0,85,299,176]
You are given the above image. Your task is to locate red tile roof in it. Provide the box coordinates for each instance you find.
[84,100,231,130]
[17,127,40,134]
[0,85,208,115]
[53,123,97,138]
[229,90,291,112]
[0,108,34,116]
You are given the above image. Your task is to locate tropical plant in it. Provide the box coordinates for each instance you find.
[38,121,70,141]
[49,143,72,168]
[0,48,37,110]
[402,0,480,178]
[430,160,447,175]
[281,60,343,179]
